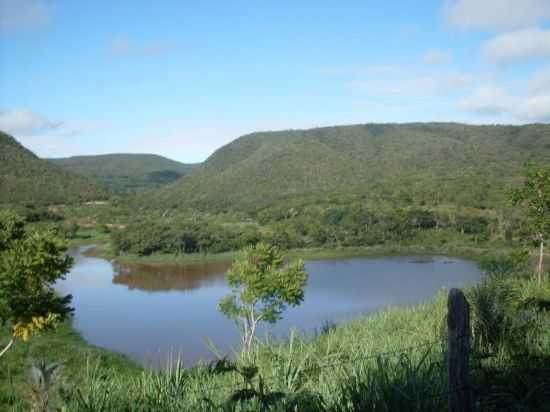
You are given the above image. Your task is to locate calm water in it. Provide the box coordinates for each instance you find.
[55,247,484,367]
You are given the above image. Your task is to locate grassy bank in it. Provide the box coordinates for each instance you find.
[0,322,139,410]
[80,228,502,266]
[68,227,111,248]
[80,229,547,275]
[2,272,549,411]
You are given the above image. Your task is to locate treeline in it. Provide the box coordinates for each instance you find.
[111,218,260,256]
[111,203,522,256]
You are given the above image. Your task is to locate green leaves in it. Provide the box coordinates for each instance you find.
[510,162,550,238]
[219,243,308,351]
[0,211,73,341]
[223,243,307,323]
[0,210,25,250]
[509,162,550,283]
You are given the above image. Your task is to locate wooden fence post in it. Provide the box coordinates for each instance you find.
[448,288,473,412]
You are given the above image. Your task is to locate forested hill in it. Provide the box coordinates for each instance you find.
[49,154,196,193]
[0,131,106,205]
[148,123,550,211]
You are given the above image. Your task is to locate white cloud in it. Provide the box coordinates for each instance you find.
[0,108,61,135]
[457,84,514,115]
[458,79,550,122]
[519,95,550,121]
[109,36,175,58]
[482,28,550,64]
[529,66,550,95]
[0,0,51,33]
[423,49,453,65]
[350,67,473,98]
[444,0,550,31]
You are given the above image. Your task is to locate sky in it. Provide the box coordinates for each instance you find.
[1,0,550,163]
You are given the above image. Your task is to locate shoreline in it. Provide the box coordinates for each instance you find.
[82,241,497,267]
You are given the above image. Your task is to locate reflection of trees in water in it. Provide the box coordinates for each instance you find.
[112,261,230,292]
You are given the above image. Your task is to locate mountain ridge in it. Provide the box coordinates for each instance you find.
[146,122,550,211]
[49,153,197,193]
[0,131,106,205]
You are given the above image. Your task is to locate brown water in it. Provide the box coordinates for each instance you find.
[55,247,484,367]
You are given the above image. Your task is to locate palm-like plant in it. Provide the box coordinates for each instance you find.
[29,360,62,412]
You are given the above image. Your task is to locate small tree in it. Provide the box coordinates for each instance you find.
[0,211,73,358]
[510,163,550,284]
[219,243,308,352]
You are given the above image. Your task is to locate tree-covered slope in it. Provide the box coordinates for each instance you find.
[0,131,106,205]
[49,154,196,193]
[149,123,550,211]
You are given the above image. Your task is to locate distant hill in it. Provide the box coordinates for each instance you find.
[49,154,196,193]
[0,131,106,205]
[148,123,550,211]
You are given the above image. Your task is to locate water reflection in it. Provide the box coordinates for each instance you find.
[113,261,229,292]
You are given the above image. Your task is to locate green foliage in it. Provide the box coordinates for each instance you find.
[468,277,519,351]
[0,211,73,354]
[61,221,79,239]
[510,162,550,282]
[49,153,197,194]
[0,322,139,411]
[145,123,550,212]
[0,131,106,206]
[333,353,445,412]
[111,204,503,260]
[219,243,308,352]
[468,278,550,410]
[511,162,550,237]
[111,216,260,256]
[28,360,62,412]
[206,358,293,411]
[479,250,530,277]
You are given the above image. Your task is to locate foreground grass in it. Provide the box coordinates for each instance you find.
[0,322,139,410]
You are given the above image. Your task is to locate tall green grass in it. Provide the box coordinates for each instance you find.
[2,274,549,411]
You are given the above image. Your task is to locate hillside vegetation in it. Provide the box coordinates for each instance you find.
[0,131,106,206]
[49,154,196,193]
[148,123,550,211]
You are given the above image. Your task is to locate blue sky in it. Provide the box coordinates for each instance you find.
[1,0,550,162]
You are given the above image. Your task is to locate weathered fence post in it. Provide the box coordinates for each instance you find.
[448,288,473,412]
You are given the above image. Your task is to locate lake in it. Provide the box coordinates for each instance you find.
[55,247,484,367]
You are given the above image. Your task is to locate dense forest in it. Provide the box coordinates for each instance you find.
[49,154,196,193]
[110,203,515,258]
[145,123,550,212]
[0,131,106,206]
